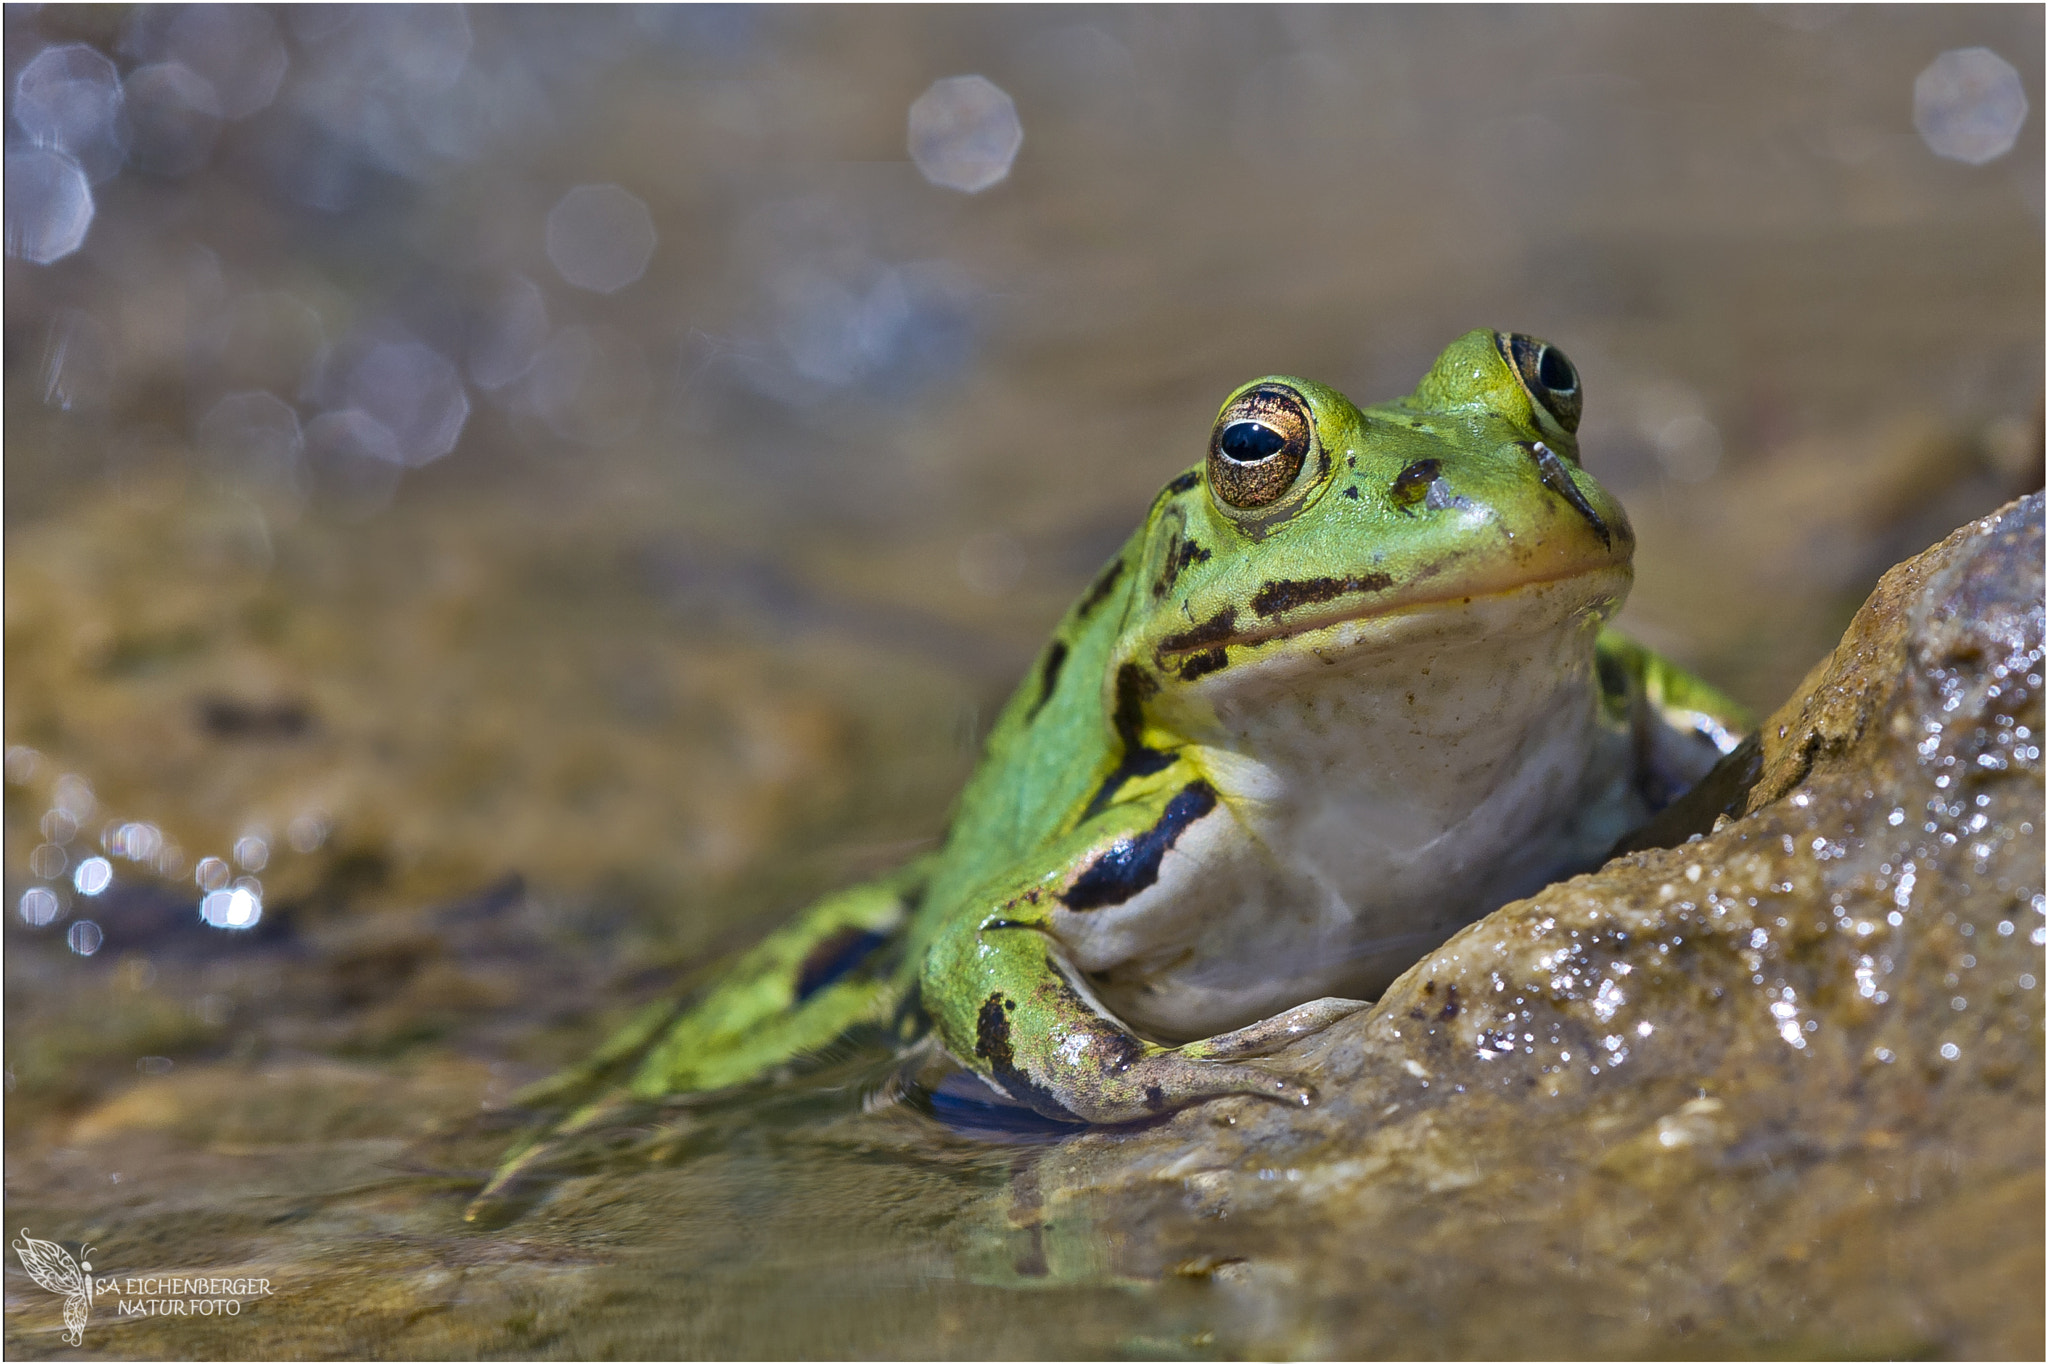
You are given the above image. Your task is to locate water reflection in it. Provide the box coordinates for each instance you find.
[108,822,163,864]
[199,884,262,930]
[39,308,115,412]
[147,4,289,121]
[467,275,549,390]
[14,42,130,182]
[908,75,1023,192]
[5,747,41,785]
[335,339,470,466]
[546,184,657,294]
[304,408,405,515]
[210,292,328,404]
[194,856,231,893]
[232,833,269,872]
[1916,48,2030,165]
[123,61,223,176]
[197,391,305,503]
[286,812,330,854]
[72,855,113,896]
[19,886,62,928]
[29,843,67,879]
[3,144,94,263]
[523,323,650,445]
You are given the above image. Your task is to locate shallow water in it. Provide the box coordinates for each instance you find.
[5,6,2042,1358]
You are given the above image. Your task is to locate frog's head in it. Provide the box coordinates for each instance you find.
[1121,329,1633,719]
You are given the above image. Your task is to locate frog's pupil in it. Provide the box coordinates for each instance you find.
[1537,346,1575,392]
[1220,421,1285,463]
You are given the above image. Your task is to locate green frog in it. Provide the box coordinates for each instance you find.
[470,329,1745,1215]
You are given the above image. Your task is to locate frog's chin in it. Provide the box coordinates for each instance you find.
[1168,562,1632,688]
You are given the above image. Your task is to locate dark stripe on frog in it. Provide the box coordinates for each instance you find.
[1064,780,1218,911]
[1024,639,1070,723]
[1249,573,1395,619]
[1151,532,1211,599]
[1525,442,1611,546]
[1080,664,1176,821]
[1154,606,1238,681]
[1075,558,1126,621]
[975,993,1079,1120]
[794,926,893,1002]
[1155,606,1236,656]
[1164,470,1201,495]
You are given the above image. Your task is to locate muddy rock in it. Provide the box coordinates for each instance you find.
[1007,494,2044,1358]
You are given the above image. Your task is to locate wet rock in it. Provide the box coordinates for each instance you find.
[1009,494,2044,1358]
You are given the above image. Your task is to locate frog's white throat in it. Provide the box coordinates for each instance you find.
[1074,574,1642,1041]
[1181,572,1628,789]
[1194,575,1635,902]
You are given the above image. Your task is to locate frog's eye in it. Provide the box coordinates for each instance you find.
[1208,385,1313,511]
[1500,333,1582,436]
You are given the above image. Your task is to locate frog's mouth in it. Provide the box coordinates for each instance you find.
[1153,558,1630,682]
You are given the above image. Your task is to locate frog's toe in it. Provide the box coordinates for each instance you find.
[1179,996,1370,1061]
[1050,1054,1316,1123]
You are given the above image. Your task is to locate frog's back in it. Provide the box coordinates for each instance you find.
[909,518,1153,947]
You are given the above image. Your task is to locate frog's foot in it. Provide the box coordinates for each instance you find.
[1018,998,1368,1123]
[1067,1050,1320,1123]
[930,917,1358,1124]
[1177,996,1370,1061]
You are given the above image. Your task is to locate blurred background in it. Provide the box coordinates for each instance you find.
[2,6,2041,1351]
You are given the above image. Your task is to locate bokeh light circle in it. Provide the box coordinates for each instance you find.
[545,184,657,294]
[4,146,95,263]
[908,75,1022,192]
[1915,47,2029,165]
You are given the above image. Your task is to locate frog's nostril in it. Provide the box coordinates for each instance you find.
[1390,458,1442,509]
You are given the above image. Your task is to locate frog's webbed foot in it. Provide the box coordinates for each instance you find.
[1177,996,1370,1061]
[1028,995,1369,1121]
[1081,1049,1320,1120]
[927,916,1363,1125]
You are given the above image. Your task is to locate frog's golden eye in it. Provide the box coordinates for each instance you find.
[1208,385,1313,510]
[1500,333,1581,436]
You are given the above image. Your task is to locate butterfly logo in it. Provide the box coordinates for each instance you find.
[13,1229,104,1346]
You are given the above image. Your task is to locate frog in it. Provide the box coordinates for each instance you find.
[468,329,1746,1217]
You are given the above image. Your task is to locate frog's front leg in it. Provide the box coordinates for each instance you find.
[925,911,1314,1121]
[922,844,1363,1122]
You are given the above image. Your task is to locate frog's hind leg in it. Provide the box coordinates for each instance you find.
[465,862,929,1221]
